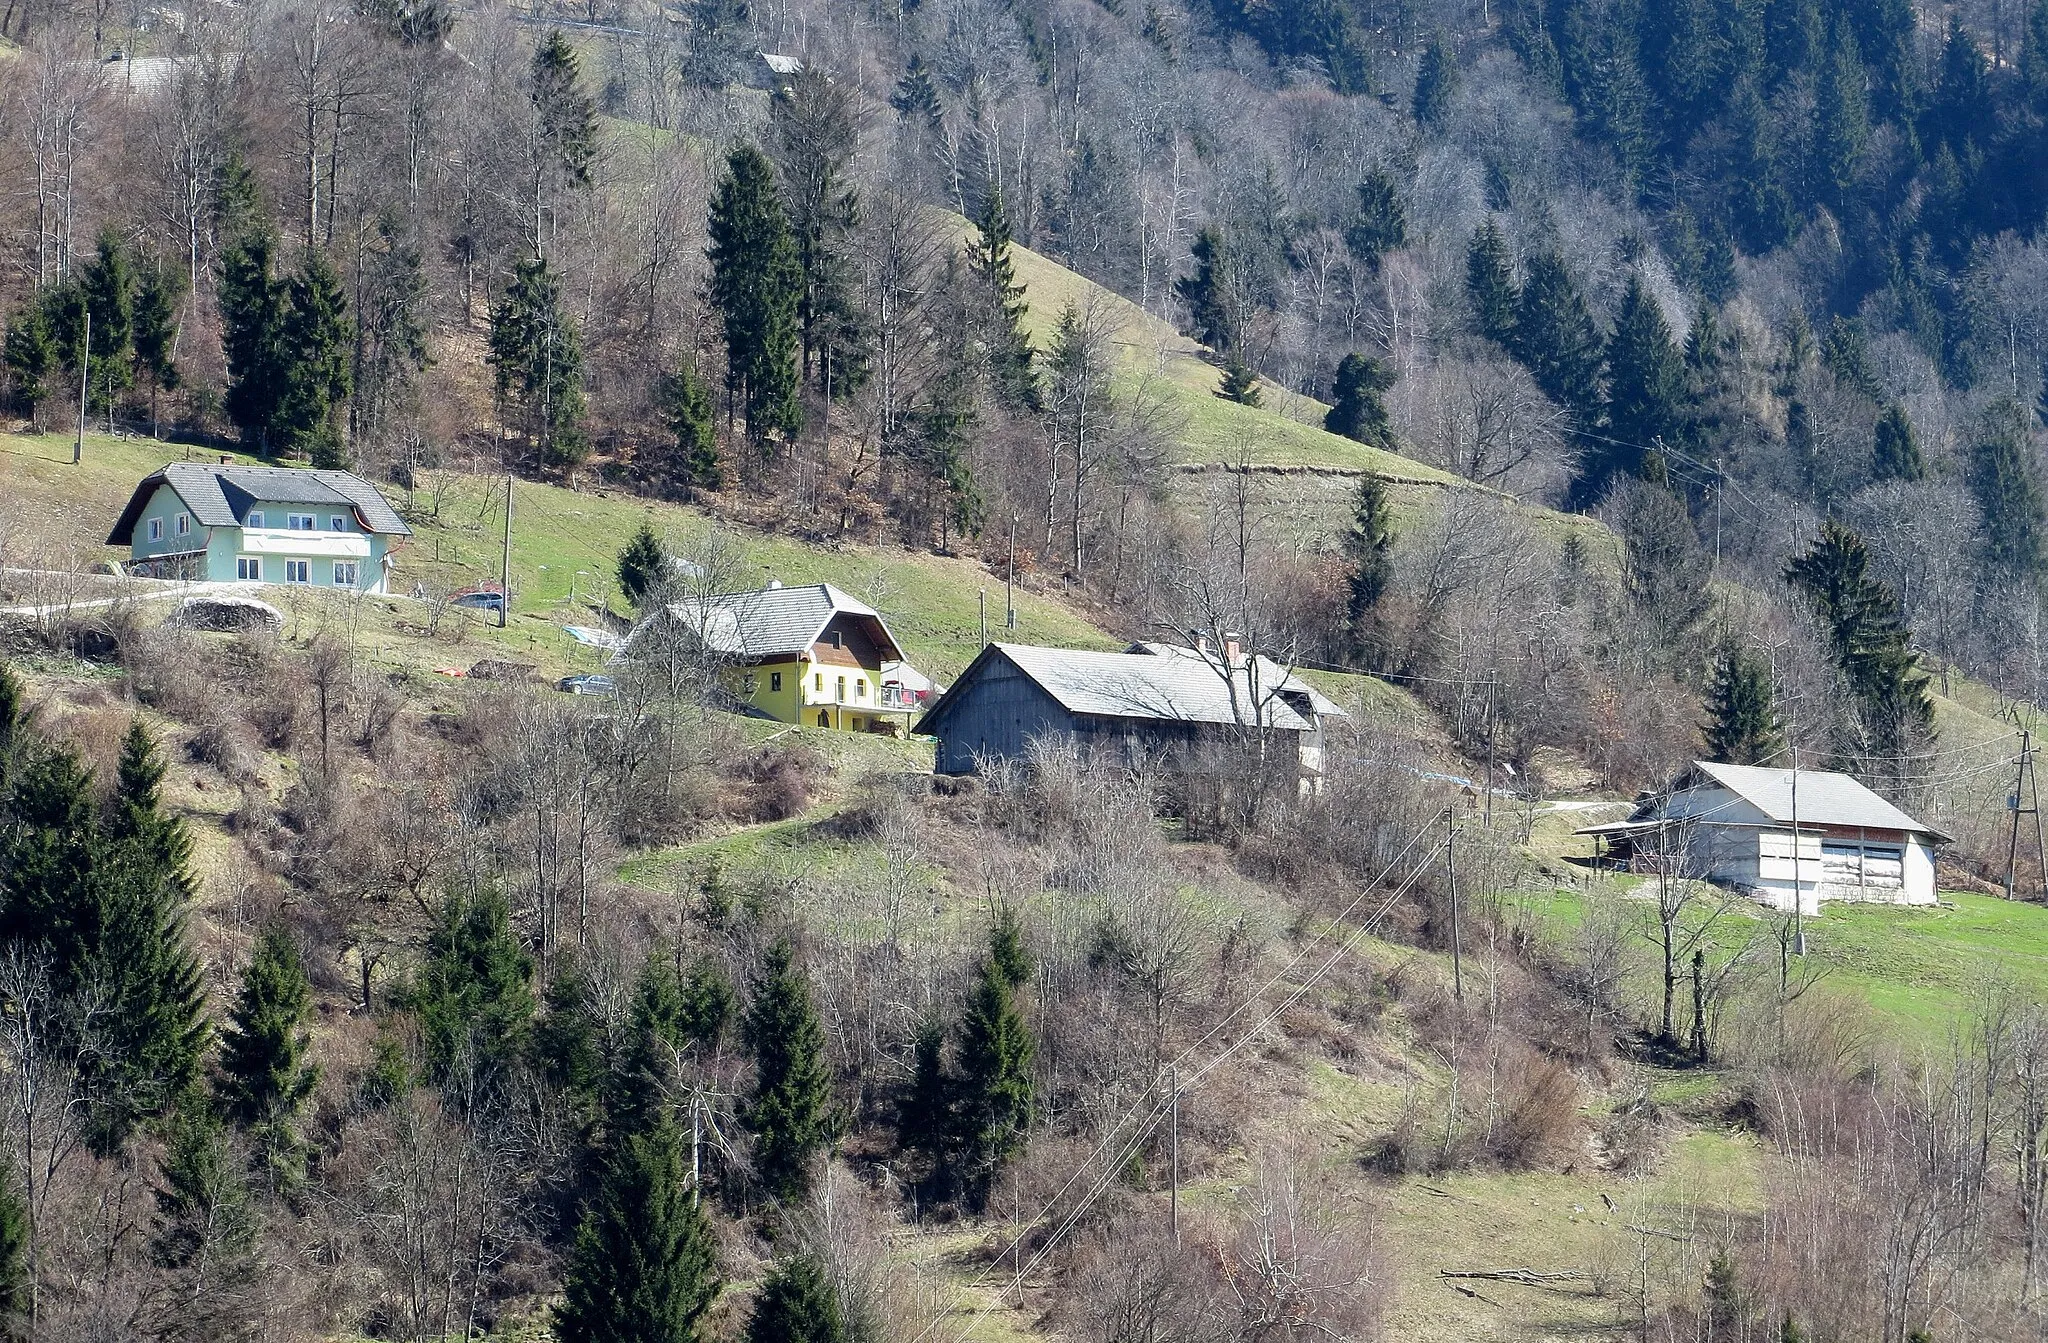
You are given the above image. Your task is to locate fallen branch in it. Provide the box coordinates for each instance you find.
[1440,1269,1585,1286]
[1627,1224,1692,1242]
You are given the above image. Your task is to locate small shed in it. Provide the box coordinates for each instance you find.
[1577,761,1948,913]
[915,640,1345,782]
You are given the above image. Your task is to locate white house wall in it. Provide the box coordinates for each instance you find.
[1679,825,1935,913]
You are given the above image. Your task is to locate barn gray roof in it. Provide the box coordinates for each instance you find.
[647,583,903,662]
[1685,761,1942,836]
[107,463,412,544]
[925,642,1345,733]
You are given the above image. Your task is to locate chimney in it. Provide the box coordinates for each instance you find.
[1191,629,1212,655]
[219,455,231,465]
[766,579,783,589]
[1224,632,1243,661]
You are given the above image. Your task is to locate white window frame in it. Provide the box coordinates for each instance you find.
[147,518,162,542]
[236,556,261,581]
[246,510,265,528]
[174,513,190,537]
[284,559,310,584]
[287,514,316,531]
[333,560,359,587]
[329,514,348,531]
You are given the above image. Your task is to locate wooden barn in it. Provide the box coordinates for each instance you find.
[915,640,1345,783]
[1576,761,1948,913]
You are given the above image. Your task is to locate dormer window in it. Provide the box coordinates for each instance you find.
[246,510,265,528]
[829,630,843,649]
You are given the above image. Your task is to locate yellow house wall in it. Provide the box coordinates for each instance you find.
[727,657,911,733]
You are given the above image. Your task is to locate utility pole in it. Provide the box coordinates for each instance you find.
[1168,1063,1180,1245]
[2005,727,2046,902]
[1481,678,1498,831]
[1006,513,1018,630]
[979,587,987,647]
[73,309,90,465]
[499,474,513,629]
[1790,747,1805,955]
[1447,814,1463,1000]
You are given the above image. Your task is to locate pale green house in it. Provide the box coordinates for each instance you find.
[107,463,413,593]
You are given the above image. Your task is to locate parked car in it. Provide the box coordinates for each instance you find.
[556,674,616,696]
[451,589,506,613]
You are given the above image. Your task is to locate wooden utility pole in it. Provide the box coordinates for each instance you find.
[1006,514,1018,630]
[73,309,90,464]
[1447,814,1463,1000]
[979,587,987,647]
[1790,750,1805,954]
[1168,1064,1181,1244]
[2005,728,2046,902]
[499,474,513,629]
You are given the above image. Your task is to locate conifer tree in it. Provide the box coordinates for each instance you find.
[1325,353,1395,446]
[149,1099,255,1289]
[1703,647,1783,766]
[556,1116,720,1343]
[1971,400,2045,579]
[529,30,598,254]
[616,521,670,609]
[773,68,867,394]
[0,1167,24,1328]
[408,887,535,1088]
[1589,273,1685,505]
[1511,251,1604,422]
[1815,20,1871,203]
[1344,476,1396,659]
[952,940,1032,1202]
[77,231,134,426]
[610,947,726,1139]
[218,229,288,454]
[747,1252,843,1343]
[1465,220,1518,345]
[4,302,56,430]
[1347,170,1408,270]
[989,905,1031,990]
[1785,521,1935,753]
[1217,358,1262,406]
[891,55,943,124]
[488,257,587,467]
[533,961,604,1124]
[1873,403,1925,482]
[276,252,354,467]
[1703,1249,1742,1338]
[708,145,805,446]
[1727,78,1798,252]
[1178,228,1239,352]
[130,261,185,438]
[744,938,835,1202]
[656,361,720,496]
[216,925,320,1181]
[898,1013,952,1177]
[969,186,1039,411]
[1412,32,1459,130]
[1618,482,1712,654]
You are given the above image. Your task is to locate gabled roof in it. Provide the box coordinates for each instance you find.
[647,583,904,662]
[107,463,412,544]
[1581,761,1948,842]
[918,642,1347,735]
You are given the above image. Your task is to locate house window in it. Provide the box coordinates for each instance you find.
[284,560,310,584]
[333,560,359,587]
[287,514,316,531]
[236,557,261,581]
[814,672,823,692]
[836,676,846,701]
[329,515,347,531]
[147,518,162,542]
[855,678,866,700]
[817,710,830,727]
[770,671,783,692]
[246,510,265,528]
[174,513,190,537]
[830,630,843,648]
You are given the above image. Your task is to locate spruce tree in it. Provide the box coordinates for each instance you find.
[0,1166,24,1328]
[989,905,1031,990]
[407,887,535,1089]
[1412,32,1459,130]
[610,947,726,1139]
[1511,251,1604,422]
[1971,400,2044,579]
[952,943,1032,1202]
[130,261,185,438]
[744,938,835,1202]
[656,361,720,497]
[773,67,867,393]
[151,1098,256,1283]
[4,302,56,430]
[968,186,1039,411]
[533,961,604,1124]
[1465,220,1518,345]
[556,1116,721,1343]
[529,30,599,251]
[77,231,134,426]
[1177,228,1239,352]
[218,228,288,455]
[1217,358,1262,406]
[1343,476,1396,659]
[1325,353,1395,446]
[1815,20,1871,203]
[707,145,805,446]
[1703,1249,1741,1338]
[617,521,670,610]
[898,1013,952,1178]
[746,1252,843,1343]
[216,925,320,1182]
[276,252,354,467]
[1785,521,1936,753]
[488,257,588,467]
[1873,403,1925,481]
[1618,482,1712,653]
[1703,647,1783,765]
[1346,170,1408,270]
[1589,273,1685,505]
[891,55,943,124]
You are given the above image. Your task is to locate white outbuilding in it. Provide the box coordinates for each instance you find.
[1577,761,1947,914]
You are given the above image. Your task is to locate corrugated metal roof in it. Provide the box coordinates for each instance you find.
[1687,761,1943,837]
[653,583,902,661]
[107,464,412,543]
[974,642,1345,731]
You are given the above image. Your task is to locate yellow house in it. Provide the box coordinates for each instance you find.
[641,582,933,733]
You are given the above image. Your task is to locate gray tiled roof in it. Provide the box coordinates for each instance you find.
[654,583,902,661]
[980,642,1346,731]
[107,463,412,544]
[1686,761,1945,838]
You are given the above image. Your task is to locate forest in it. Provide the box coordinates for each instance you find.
[4,0,2048,1339]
